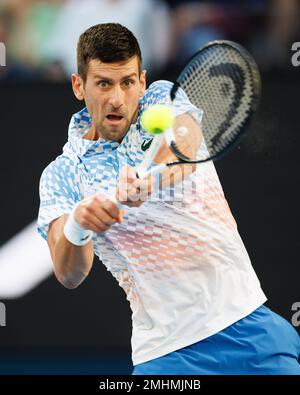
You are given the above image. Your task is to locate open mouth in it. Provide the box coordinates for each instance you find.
[106,114,124,122]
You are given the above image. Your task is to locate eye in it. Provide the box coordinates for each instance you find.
[98,80,110,88]
[123,79,134,87]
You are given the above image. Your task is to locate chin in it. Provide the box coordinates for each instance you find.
[104,129,126,142]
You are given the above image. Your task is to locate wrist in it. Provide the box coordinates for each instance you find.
[63,205,93,246]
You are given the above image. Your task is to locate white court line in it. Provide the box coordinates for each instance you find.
[0,221,53,299]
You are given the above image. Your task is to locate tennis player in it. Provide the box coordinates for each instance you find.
[37,23,300,374]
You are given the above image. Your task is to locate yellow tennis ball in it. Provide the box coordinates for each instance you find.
[140,104,174,134]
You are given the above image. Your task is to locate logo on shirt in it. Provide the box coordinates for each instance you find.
[40,198,56,207]
[141,138,153,152]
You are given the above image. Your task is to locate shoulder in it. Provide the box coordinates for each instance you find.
[141,80,173,107]
[139,79,200,121]
[146,80,174,95]
[40,154,78,191]
[41,154,75,176]
[145,80,173,97]
[141,79,191,108]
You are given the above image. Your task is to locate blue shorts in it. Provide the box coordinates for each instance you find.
[132,305,300,375]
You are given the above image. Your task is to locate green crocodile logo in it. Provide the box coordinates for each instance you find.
[80,235,90,242]
[141,138,153,152]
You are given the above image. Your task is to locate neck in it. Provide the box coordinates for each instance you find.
[84,125,98,141]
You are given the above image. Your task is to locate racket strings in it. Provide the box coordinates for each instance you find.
[173,43,260,161]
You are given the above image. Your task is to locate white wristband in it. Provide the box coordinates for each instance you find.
[64,205,93,246]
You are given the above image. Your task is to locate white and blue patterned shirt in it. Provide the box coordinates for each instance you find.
[38,80,267,365]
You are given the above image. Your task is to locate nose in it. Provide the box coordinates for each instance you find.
[108,85,124,110]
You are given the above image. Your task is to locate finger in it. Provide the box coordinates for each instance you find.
[94,193,121,219]
[81,213,110,233]
[118,186,140,204]
[137,177,154,197]
[88,204,119,226]
[126,178,152,202]
[117,209,125,223]
[93,193,125,224]
[120,165,137,182]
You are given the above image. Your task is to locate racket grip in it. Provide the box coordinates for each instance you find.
[138,163,168,179]
[135,133,165,178]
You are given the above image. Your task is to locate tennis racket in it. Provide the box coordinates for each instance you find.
[113,40,261,207]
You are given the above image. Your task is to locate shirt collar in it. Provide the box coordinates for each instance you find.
[64,102,145,159]
[66,107,120,158]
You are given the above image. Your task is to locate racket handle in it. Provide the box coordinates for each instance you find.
[108,162,168,211]
[107,162,167,211]
[138,163,168,179]
[136,133,165,178]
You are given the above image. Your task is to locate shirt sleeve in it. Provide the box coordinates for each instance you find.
[138,79,206,160]
[139,80,203,126]
[37,156,80,241]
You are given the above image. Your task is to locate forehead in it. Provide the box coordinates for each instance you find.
[87,57,140,80]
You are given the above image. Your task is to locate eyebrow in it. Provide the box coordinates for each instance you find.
[93,72,138,81]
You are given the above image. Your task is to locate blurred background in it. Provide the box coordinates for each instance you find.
[0,0,299,375]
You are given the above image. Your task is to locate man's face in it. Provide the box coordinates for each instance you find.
[72,56,146,142]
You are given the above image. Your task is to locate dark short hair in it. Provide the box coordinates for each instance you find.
[77,23,142,81]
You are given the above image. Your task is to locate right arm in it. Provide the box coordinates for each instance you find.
[47,192,123,289]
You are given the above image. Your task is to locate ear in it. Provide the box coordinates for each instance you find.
[71,73,85,101]
[139,69,147,97]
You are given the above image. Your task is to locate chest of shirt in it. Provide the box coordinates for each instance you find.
[76,127,153,197]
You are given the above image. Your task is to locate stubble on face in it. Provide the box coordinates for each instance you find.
[82,57,145,142]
